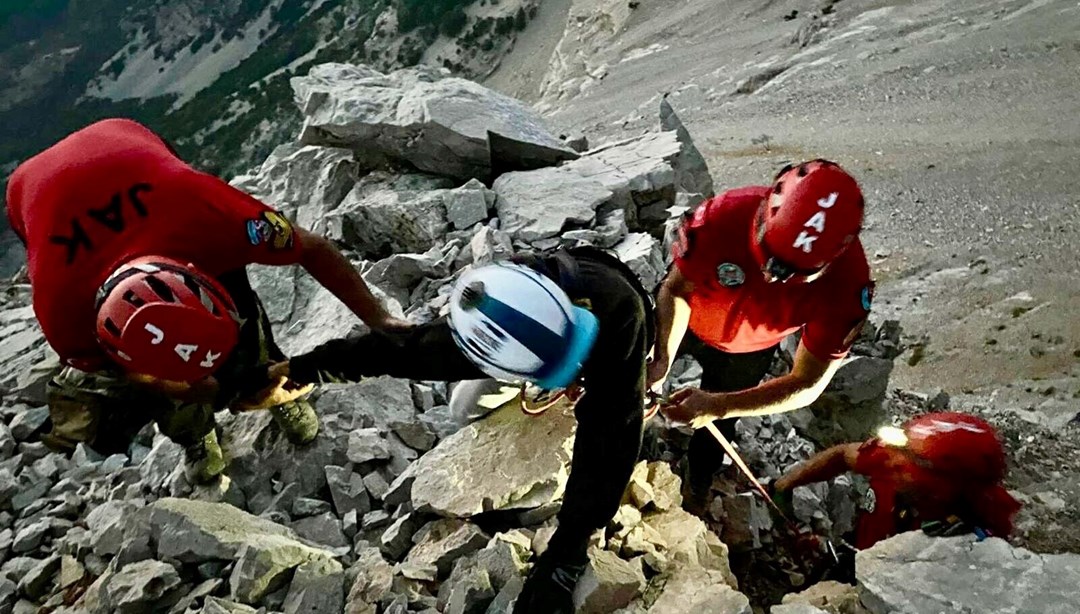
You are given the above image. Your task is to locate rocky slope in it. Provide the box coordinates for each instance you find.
[485,0,1080,413]
[2,61,1079,614]
[487,0,1080,551]
[4,0,1080,610]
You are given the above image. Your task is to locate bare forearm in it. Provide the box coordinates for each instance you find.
[299,232,392,327]
[654,278,691,367]
[775,444,859,491]
[713,373,826,419]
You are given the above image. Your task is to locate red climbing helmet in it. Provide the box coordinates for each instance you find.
[902,412,1007,483]
[95,256,239,383]
[894,411,1019,538]
[752,159,864,280]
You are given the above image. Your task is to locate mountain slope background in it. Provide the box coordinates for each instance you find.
[3,0,1079,416]
[0,0,537,178]
[484,0,1080,413]
[0,0,539,275]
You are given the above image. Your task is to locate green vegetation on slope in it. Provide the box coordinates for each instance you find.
[0,0,392,178]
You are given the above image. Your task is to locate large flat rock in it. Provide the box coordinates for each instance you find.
[646,567,750,614]
[147,498,333,564]
[856,532,1080,614]
[493,166,612,243]
[292,63,576,181]
[406,400,576,517]
[492,131,682,245]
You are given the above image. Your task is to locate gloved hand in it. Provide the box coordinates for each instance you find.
[231,362,311,412]
[513,549,587,614]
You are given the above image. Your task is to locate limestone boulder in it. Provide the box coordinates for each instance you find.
[293,63,576,181]
[248,261,404,356]
[405,400,576,517]
[229,144,357,235]
[857,533,1080,614]
[572,549,646,614]
[613,232,665,292]
[493,166,612,243]
[647,567,751,614]
[659,98,714,198]
[794,356,893,448]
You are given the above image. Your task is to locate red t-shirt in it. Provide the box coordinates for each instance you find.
[673,187,873,359]
[5,118,303,367]
[851,439,917,549]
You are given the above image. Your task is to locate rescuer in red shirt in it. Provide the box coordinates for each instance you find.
[650,159,874,510]
[5,118,407,481]
[772,412,1021,550]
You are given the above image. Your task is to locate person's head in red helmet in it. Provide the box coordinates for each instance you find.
[95,257,240,384]
[750,159,864,283]
[886,412,1019,538]
[901,412,1007,483]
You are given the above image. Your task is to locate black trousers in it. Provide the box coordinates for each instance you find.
[677,332,777,492]
[290,256,650,563]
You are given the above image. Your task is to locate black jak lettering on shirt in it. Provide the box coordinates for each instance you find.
[49,184,153,265]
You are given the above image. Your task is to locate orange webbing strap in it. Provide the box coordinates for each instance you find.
[703,422,838,566]
[520,383,660,420]
[519,383,585,415]
[704,422,793,525]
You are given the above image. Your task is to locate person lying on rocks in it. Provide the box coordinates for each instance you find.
[772,411,1021,552]
[648,160,874,513]
[244,247,656,614]
[5,118,409,483]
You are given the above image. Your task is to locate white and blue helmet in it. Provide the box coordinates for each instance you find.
[448,263,599,390]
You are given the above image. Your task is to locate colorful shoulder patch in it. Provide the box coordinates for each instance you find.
[246,210,294,251]
[716,262,745,287]
[861,282,875,311]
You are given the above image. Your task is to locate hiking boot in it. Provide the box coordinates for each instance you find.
[184,429,226,484]
[270,400,319,445]
[516,552,587,614]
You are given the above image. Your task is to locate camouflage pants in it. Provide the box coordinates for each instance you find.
[44,367,217,454]
[42,269,310,454]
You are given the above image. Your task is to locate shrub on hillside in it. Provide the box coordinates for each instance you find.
[439,5,468,37]
[397,0,470,32]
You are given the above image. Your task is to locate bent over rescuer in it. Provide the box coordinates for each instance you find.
[5,118,407,481]
[249,247,655,614]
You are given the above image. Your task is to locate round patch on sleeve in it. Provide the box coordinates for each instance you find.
[716,263,745,287]
[863,486,877,513]
[246,211,295,251]
[861,284,874,311]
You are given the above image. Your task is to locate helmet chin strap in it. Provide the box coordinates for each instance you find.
[788,263,830,284]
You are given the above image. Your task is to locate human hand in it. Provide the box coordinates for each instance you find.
[660,387,725,429]
[267,361,290,381]
[373,315,415,334]
[370,315,415,346]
